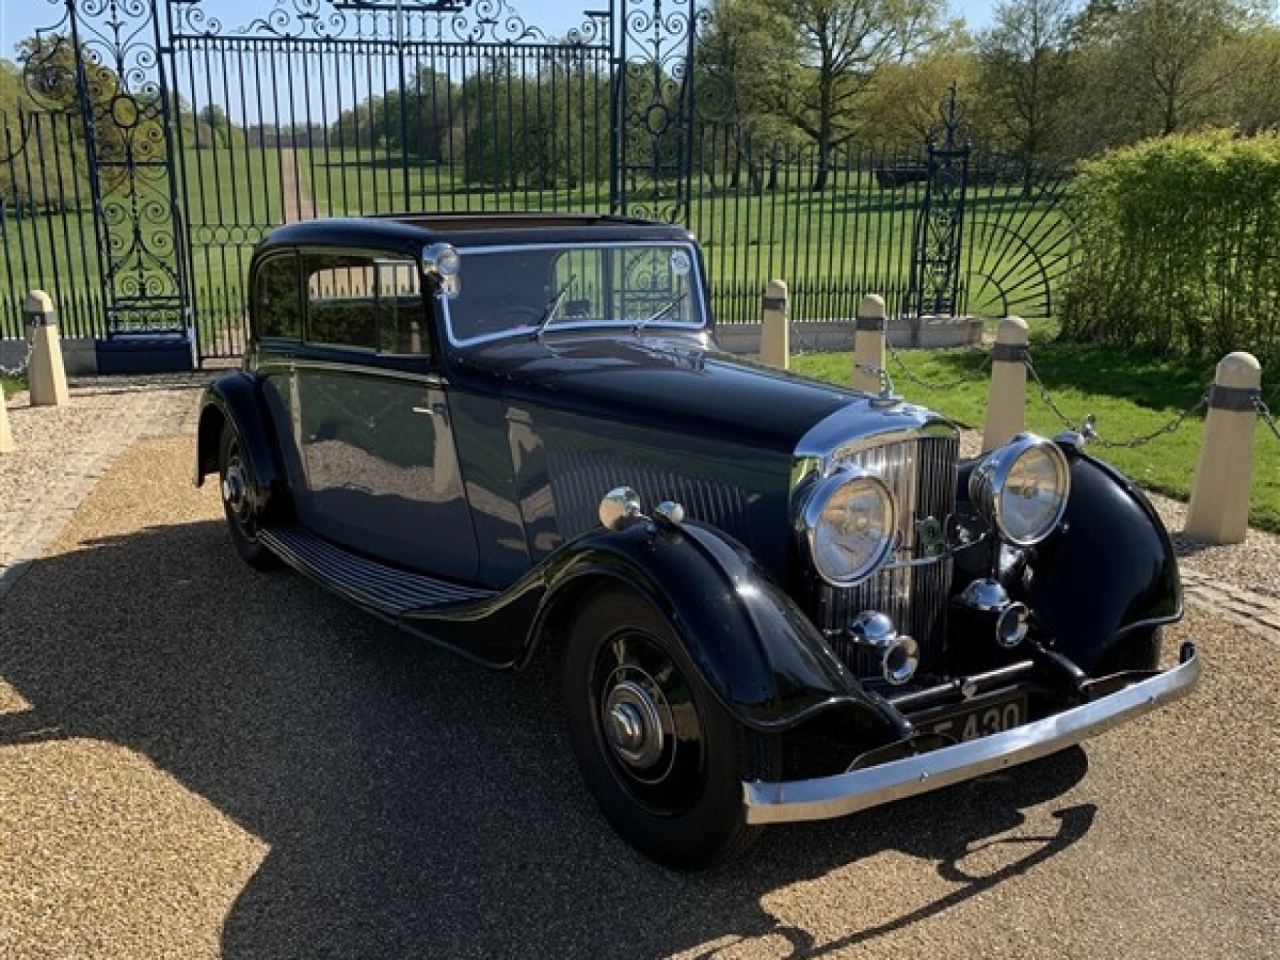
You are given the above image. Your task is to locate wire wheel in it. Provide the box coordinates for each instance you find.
[217,421,279,571]
[563,587,779,868]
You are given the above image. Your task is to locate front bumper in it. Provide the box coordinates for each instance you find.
[743,643,1200,825]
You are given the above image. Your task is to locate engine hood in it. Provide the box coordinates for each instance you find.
[451,332,951,456]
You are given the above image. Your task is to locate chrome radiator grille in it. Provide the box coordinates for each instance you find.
[816,433,960,677]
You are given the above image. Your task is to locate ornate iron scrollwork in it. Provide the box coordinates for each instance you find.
[23,0,190,335]
[909,84,972,320]
[613,0,699,223]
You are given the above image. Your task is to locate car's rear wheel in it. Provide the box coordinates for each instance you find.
[218,421,280,571]
[563,587,780,869]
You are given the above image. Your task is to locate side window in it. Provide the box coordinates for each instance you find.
[303,251,426,355]
[255,253,301,340]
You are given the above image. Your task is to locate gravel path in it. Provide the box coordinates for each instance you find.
[0,386,1276,959]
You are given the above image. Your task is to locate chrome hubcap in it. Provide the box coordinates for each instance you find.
[221,461,250,522]
[603,678,665,770]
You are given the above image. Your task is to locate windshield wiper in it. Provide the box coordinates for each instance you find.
[532,274,577,338]
[634,295,684,334]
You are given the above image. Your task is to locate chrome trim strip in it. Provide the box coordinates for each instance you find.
[743,647,1201,825]
[287,357,446,387]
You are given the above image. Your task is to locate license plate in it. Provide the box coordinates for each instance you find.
[920,694,1028,743]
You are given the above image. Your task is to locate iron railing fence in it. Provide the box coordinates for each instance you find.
[2,116,1073,351]
[1,0,1073,360]
[690,124,1074,328]
[0,110,107,340]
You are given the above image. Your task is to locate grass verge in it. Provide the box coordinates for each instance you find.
[792,342,1280,535]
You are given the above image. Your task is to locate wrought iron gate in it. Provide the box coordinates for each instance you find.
[2,0,1072,368]
[8,0,702,363]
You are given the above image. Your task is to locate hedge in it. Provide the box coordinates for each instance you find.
[1059,130,1280,369]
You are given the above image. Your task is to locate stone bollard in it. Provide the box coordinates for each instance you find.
[853,294,887,394]
[982,316,1029,452]
[25,290,69,407]
[0,382,13,454]
[1186,352,1262,544]
[760,279,790,370]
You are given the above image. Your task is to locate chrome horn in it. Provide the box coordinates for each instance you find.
[848,611,920,686]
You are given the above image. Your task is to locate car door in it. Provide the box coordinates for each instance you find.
[289,249,479,581]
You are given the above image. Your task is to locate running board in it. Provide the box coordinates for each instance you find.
[258,525,496,616]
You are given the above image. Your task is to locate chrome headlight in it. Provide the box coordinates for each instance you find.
[801,469,896,586]
[969,433,1070,547]
[423,243,461,297]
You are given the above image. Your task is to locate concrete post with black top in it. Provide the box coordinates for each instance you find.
[25,291,69,408]
[760,279,790,370]
[1186,352,1262,544]
[982,317,1029,452]
[853,295,887,394]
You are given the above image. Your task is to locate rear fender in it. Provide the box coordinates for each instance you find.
[194,371,286,518]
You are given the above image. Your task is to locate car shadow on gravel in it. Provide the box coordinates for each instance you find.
[0,519,1092,960]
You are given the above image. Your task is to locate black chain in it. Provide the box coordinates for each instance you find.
[886,337,993,392]
[0,338,35,381]
[1025,358,1209,449]
[1258,396,1280,443]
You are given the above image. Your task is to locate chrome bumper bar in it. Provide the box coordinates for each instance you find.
[744,644,1201,825]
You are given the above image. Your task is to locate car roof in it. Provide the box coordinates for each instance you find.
[258,213,697,256]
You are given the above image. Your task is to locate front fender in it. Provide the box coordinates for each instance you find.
[539,519,892,733]
[193,371,286,517]
[1025,450,1183,670]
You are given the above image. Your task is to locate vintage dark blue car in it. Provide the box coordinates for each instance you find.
[194,213,1200,868]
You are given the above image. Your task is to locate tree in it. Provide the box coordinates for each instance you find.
[1206,24,1280,134]
[759,0,951,189]
[461,48,609,190]
[197,103,240,149]
[850,49,981,148]
[1090,0,1253,137]
[0,46,85,210]
[977,0,1080,171]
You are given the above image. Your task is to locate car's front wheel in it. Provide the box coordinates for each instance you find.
[563,587,780,869]
[217,421,280,571]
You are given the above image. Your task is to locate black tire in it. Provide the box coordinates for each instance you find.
[217,421,281,571]
[562,587,781,869]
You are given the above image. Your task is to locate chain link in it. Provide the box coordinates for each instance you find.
[885,336,993,392]
[1257,396,1280,443]
[0,336,35,381]
[1025,357,1209,449]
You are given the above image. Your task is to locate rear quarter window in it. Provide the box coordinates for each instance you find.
[254,252,302,340]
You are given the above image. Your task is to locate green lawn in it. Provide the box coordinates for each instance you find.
[793,339,1280,534]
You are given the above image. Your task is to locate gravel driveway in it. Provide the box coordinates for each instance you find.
[1,382,1278,959]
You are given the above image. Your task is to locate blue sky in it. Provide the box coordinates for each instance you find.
[3,0,995,62]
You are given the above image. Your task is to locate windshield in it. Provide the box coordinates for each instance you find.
[444,243,705,345]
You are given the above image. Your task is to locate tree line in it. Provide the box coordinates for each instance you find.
[4,0,1280,202]
[700,0,1280,180]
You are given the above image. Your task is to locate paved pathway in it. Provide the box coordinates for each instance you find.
[0,375,208,599]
